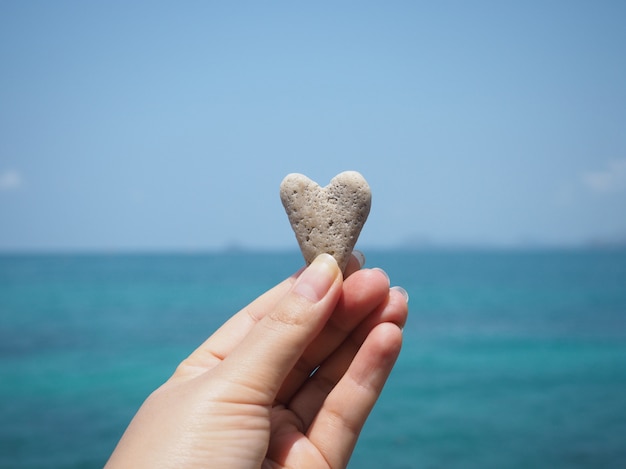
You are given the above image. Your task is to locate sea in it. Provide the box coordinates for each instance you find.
[1,249,625,469]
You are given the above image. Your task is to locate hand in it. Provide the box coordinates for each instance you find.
[105,252,409,468]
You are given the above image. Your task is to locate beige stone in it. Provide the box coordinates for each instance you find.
[280,171,371,272]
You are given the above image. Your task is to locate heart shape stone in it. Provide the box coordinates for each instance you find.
[280,171,371,272]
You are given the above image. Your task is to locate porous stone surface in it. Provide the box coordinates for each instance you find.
[280,171,371,273]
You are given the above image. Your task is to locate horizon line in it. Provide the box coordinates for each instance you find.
[1,240,625,255]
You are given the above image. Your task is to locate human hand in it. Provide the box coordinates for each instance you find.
[105,252,409,468]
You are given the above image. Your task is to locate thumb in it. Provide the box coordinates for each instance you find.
[211,254,342,404]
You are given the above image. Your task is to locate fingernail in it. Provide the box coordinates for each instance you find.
[391,285,409,303]
[293,254,339,302]
[352,250,366,268]
[372,267,390,285]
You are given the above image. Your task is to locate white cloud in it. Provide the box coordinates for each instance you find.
[0,169,23,191]
[581,159,626,194]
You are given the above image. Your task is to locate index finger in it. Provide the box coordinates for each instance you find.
[213,254,343,403]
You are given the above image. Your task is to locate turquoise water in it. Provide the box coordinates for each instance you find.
[1,250,625,468]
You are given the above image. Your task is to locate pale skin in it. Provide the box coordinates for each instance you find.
[105,252,409,469]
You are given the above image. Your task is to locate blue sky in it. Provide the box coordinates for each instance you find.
[1,1,625,251]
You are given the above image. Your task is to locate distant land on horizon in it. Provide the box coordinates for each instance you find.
[2,236,626,255]
[396,233,626,251]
